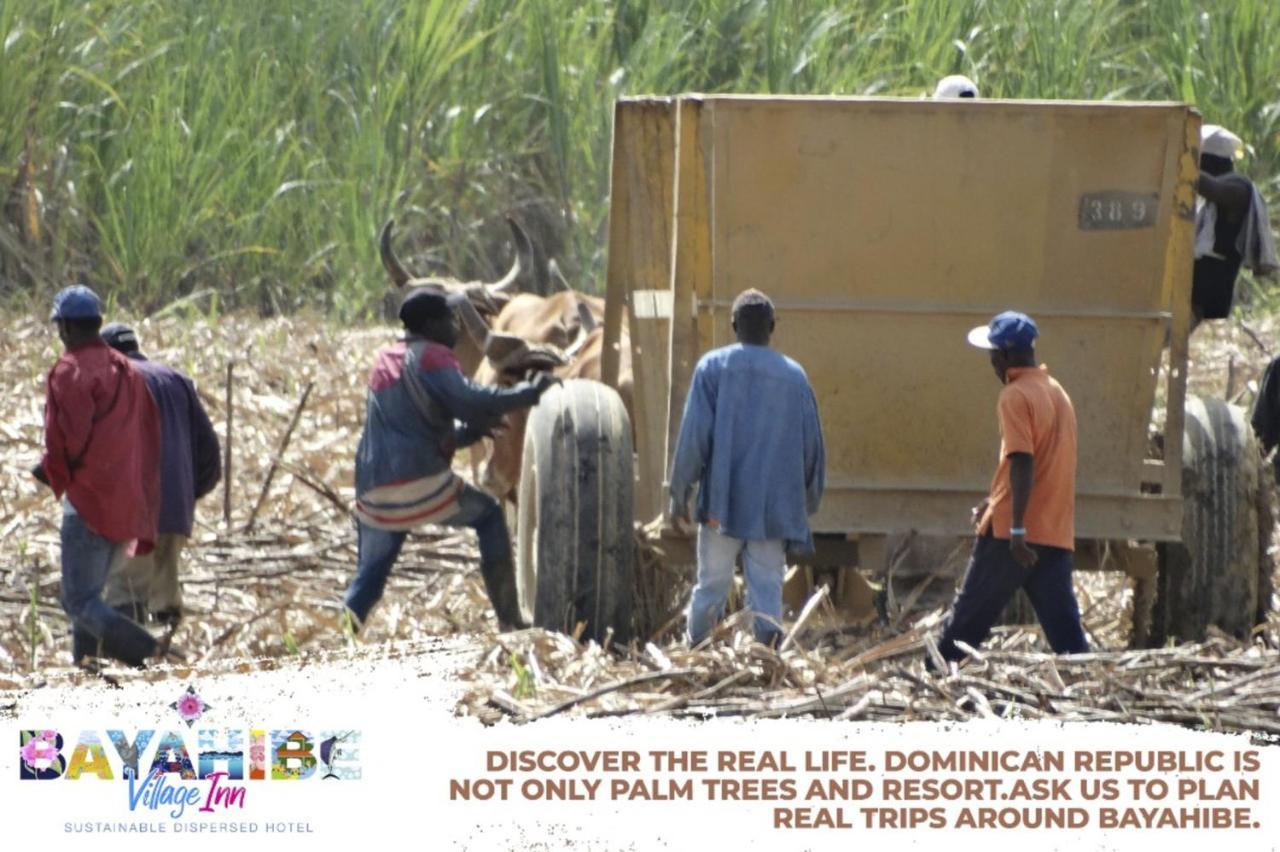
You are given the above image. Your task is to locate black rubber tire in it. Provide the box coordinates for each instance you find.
[516,379,634,643]
[1254,450,1276,628]
[1152,397,1264,644]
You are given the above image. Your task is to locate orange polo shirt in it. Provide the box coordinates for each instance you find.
[977,365,1077,551]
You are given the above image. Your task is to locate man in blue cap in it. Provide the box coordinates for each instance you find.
[344,286,558,632]
[100,322,222,627]
[34,285,171,667]
[934,311,1087,666]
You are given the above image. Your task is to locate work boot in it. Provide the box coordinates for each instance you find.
[113,601,147,623]
[152,607,183,628]
[478,556,529,632]
[149,627,186,666]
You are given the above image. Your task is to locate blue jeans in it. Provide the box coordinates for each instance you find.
[687,525,786,645]
[344,484,517,627]
[937,534,1089,663]
[61,503,158,667]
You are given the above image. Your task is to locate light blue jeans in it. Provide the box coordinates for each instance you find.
[686,525,786,646]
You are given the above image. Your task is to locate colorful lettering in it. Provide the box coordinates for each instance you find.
[127,769,202,818]
[147,731,196,780]
[317,730,362,780]
[200,771,247,811]
[66,733,113,780]
[198,730,244,780]
[248,730,268,781]
[271,730,316,781]
[19,730,64,780]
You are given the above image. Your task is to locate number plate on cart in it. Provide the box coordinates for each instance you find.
[1078,191,1159,230]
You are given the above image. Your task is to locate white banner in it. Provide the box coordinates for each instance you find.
[5,647,1277,851]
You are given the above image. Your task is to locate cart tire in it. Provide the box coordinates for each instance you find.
[1152,397,1264,644]
[1255,453,1276,627]
[515,379,634,643]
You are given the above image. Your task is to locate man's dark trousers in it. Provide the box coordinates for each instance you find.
[938,534,1088,662]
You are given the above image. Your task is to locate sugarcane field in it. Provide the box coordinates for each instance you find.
[7,10,1280,849]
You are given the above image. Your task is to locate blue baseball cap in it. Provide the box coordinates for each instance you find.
[49,285,103,322]
[967,311,1039,350]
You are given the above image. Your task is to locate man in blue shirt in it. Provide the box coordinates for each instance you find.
[669,289,826,646]
[344,287,557,632]
[100,323,222,627]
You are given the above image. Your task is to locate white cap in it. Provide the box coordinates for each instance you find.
[934,74,979,99]
[1201,124,1243,160]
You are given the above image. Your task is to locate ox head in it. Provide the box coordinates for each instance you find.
[471,306,600,502]
[483,334,572,386]
[481,298,597,386]
[379,216,540,375]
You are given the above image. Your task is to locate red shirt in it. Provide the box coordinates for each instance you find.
[42,339,162,550]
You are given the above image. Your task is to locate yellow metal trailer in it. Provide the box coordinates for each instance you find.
[517,95,1269,647]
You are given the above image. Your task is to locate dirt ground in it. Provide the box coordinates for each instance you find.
[0,314,504,689]
[1,310,1278,712]
[0,634,476,720]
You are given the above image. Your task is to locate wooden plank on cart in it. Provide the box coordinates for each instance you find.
[666,97,712,516]
[605,97,678,523]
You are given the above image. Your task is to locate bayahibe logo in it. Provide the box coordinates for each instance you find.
[18,683,361,819]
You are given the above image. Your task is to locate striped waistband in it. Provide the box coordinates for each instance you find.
[355,471,463,530]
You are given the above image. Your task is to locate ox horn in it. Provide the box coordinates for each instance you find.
[547,257,571,293]
[491,216,535,293]
[379,219,414,289]
[454,292,492,352]
[485,333,569,374]
[563,325,597,363]
[561,297,599,362]
[575,297,598,334]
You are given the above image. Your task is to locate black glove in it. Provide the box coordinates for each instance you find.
[458,414,506,445]
[31,463,49,487]
[531,372,562,397]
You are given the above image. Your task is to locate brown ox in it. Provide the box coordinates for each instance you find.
[467,278,604,491]
[378,217,541,376]
[486,291,603,348]
[474,313,633,504]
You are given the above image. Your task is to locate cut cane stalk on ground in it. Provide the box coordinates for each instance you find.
[1,313,1278,734]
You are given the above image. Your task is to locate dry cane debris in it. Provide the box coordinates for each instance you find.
[0,312,1279,735]
[457,581,1280,735]
[456,314,1280,730]
[0,313,508,687]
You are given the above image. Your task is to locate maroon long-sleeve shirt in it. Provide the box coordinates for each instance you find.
[42,338,161,551]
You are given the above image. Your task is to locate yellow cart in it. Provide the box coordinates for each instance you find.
[516,95,1270,647]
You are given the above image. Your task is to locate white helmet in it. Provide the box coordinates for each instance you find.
[934,74,980,99]
[1201,124,1244,160]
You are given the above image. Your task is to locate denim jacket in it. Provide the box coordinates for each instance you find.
[669,343,825,553]
[355,338,539,496]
